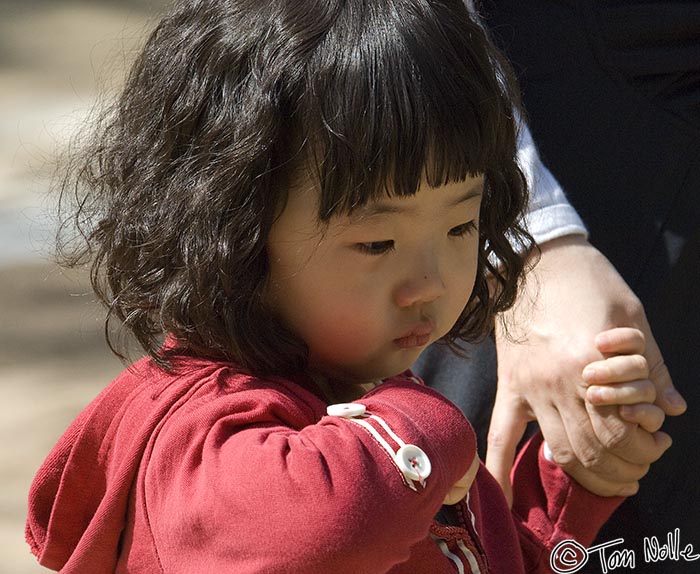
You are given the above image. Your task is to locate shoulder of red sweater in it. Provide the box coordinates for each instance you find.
[87,356,322,420]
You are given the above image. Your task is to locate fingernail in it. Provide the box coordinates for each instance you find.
[664,388,687,409]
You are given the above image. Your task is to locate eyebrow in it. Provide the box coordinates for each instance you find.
[446,187,484,208]
[350,183,483,220]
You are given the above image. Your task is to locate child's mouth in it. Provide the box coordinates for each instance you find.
[393,321,435,349]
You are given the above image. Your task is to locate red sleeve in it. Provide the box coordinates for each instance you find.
[510,433,625,573]
[142,377,476,574]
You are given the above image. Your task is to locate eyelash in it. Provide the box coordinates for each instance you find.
[448,220,478,237]
[355,240,395,255]
[355,221,477,256]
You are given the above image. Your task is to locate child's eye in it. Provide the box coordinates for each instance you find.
[355,240,395,255]
[448,221,478,237]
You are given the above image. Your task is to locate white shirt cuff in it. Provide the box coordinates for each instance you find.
[517,121,588,245]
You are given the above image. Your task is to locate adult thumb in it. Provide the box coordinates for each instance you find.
[485,389,529,508]
[645,329,686,416]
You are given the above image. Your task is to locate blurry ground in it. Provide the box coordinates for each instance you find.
[1,2,168,571]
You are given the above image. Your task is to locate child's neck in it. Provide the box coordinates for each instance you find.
[311,374,381,404]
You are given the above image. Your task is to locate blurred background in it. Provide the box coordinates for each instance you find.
[1,1,169,571]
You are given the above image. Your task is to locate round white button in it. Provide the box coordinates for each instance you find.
[543,441,554,462]
[326,403,367,418]
[395,444,431,482]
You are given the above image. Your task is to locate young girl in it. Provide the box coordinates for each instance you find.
[27,1,665,572]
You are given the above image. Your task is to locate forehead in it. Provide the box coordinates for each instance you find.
[345,176,484,223]
[270,173,484,243]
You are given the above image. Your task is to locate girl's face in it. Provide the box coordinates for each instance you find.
[265,175,483,385]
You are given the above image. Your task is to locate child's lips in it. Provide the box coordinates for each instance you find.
[393,322,435,349]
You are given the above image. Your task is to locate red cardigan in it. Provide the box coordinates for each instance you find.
[26,356,622,573]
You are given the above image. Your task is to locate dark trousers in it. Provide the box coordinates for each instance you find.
[416,2,700,571]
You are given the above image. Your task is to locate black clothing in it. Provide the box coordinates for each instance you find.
[417,3,699,572]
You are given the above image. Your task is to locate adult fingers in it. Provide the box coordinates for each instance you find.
[563,461,642,498]
[639,317,686,416]
[619,403,667,434]
[544,410,650,496]
[585,402,673,466]
[543,396,608,476]
[485,389,530,508]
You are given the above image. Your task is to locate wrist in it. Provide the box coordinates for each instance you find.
[535,233,593,260]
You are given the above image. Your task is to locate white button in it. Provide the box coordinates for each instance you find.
[543,441,554,462]
[395,444,431,482]
[327,403,367,418]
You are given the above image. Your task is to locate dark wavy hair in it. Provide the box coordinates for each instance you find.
[57,0,534,375]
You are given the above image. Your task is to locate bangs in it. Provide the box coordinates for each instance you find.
[290,0,517,219]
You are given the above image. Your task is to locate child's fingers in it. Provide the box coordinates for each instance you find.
[586,379,656,406]
[594,327,645,355]
[444,455,480,505]
[619,404,666,434]
[582,354,649,385]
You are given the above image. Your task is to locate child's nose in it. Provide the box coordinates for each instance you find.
[394,259,446,308]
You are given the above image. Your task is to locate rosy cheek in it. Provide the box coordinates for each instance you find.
[309,311,379,359]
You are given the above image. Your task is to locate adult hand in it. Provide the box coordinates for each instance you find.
[485,235,686,505]
[563,327,671,497]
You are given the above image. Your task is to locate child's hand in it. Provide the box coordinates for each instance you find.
[584,327,665,433]
[563,328,672,497]
[443,455,480,505]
